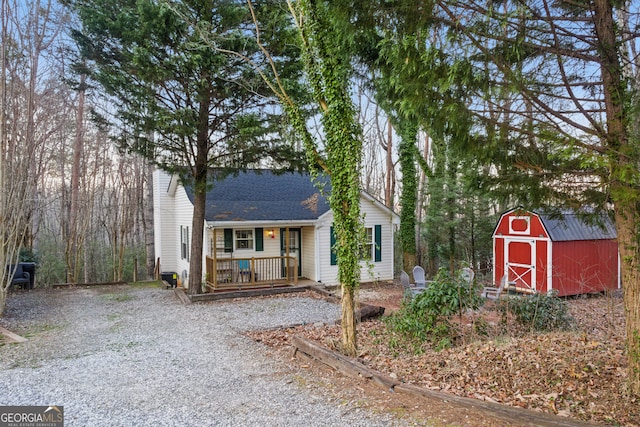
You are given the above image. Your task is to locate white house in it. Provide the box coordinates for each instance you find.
[153,168,400,290]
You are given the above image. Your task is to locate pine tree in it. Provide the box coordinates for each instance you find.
[65,0,305,294]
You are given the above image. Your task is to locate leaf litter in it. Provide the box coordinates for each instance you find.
[246,285,638,426]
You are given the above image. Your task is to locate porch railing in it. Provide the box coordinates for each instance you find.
[205,255,298,290]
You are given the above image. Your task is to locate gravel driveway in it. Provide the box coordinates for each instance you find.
[0,285,406,426]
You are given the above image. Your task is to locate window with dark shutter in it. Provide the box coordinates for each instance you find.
[375,224,382,262]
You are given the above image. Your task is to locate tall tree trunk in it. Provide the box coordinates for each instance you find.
[384,120,394,208]
[145,162,155,279]
[187,92,211,295]
[118,222,125,281]
[398,120,418,272]
[615,206,640,395]
[186,2,213,295]
[469,203,476,270]
[67,74,85,283]
[83,231,89,283]
[0,0,7,315]
[189,178,206,294]
[446,156,458,274]
[594,0,640,395]
[341,285,357,354]
[426,138,445,275]
[416,131,429,233]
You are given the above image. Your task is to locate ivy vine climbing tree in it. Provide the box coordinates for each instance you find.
[288,0,363,356]
[241,0,364,355]
[240,0,365,355]
[396,119,418,273]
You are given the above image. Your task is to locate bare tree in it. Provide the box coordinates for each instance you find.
[144,162,155,279]
[0,0,70,313]
[356,81,398,208]
[65,73,84,282]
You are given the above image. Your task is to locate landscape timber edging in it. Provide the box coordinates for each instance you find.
[52,281,128,288]
[185,285,310,302]
[173,288,192,304]
[0,326,28,343]
[290,335,600,427]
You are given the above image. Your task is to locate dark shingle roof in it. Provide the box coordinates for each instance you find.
[538,210,617,241]
[183,170,331,222]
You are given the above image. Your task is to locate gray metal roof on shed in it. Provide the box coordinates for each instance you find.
[183,169,331,222]
[537,210,617,241]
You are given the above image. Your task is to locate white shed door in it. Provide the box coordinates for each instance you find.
[504,238,536,292]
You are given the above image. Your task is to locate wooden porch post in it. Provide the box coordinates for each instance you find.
[212,228,217,288]
[285,227,290,281]
[285,227,290,257]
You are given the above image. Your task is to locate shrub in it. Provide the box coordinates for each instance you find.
[412,268,484,318]
[19,248,39,263]
[499,290,574,332]
[384,267,484,352]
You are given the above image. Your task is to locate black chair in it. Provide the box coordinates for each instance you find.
[8,264,31,289]
[21,262,36,289]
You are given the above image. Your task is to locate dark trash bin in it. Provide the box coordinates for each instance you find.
[161,272,178,288]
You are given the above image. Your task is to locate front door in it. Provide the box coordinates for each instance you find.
[504,238,536,292]
[280,228,301,277]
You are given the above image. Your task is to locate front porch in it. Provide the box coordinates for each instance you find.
[205,255,299,292]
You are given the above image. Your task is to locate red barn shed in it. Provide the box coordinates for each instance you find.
[492,208,619,297]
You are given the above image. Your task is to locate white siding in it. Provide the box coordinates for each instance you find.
[173,184,195,286]
[301,226,316,280]
[153,169,204,288]
[361,196,396,282]
[208,227,281,259]
[262,228,281,257]
[316,195,398,286]
[153,169,177,273]
[155,167,399,287]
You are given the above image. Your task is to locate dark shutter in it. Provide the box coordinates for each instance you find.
[180,226,184,259]
[255,228,264,251]
[374,225,382,262]
[330,226,337,265]
[186,226,190,261]
[224,228,233,253]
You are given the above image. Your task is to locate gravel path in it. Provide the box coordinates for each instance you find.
[0,285,406,426]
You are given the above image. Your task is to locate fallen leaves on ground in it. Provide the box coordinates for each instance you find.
[246,285,638,426]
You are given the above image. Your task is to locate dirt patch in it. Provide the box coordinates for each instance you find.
[248,282,638,426]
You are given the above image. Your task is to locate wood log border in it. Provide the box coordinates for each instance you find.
[52,281,128,288]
